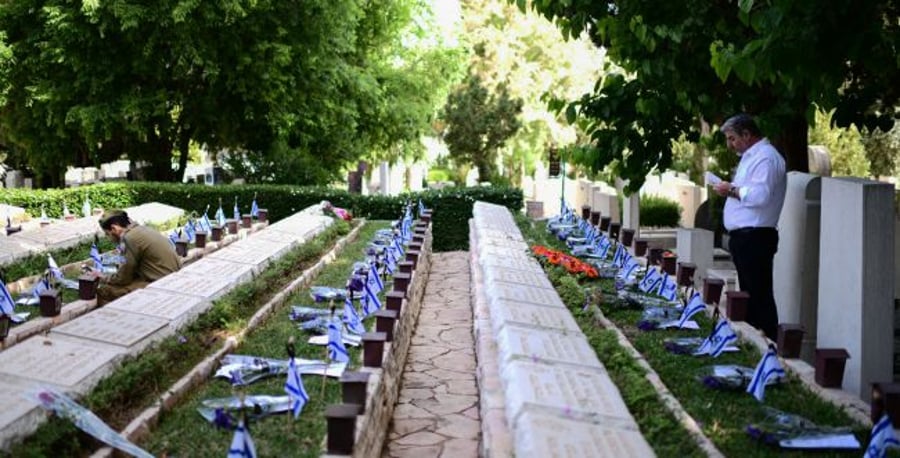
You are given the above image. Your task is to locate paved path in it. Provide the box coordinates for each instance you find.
[382,251,481,458]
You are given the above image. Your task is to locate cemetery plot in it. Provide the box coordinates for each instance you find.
[51,308,171,355]
[105,288,211,330]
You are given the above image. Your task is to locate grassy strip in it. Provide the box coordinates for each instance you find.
[142,221,389,457]
[5,219,356,458]
[516,215,869,457]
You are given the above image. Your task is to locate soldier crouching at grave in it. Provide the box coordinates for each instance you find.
[93,210,182,306]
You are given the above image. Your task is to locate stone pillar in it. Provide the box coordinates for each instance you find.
[390,163,406,194]
[675,228,713,289]
[379,162,390,195]
[817,177,895,401]
[773,172,822,362]
[409,163,425,192]
[623,194,640,239]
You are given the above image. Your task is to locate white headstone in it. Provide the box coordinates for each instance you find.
[0,336,121,394]
[495,326,602,370]
[146,271,236,300]
[513,410,654,457]
[817,177,895,401]
[105,287,211,330]
[51,308,171,355]
[486,283,566,309]
[676,228,714,289]
[489,299,581,335]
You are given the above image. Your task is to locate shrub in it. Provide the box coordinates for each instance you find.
[640,195,682,227]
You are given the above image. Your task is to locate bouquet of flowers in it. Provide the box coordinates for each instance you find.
[310,286,348,303]
[746,407,860,450]
[637,306,682,331]
[697,365,757,390]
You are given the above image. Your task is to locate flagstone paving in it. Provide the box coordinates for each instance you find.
[383,251,480,458]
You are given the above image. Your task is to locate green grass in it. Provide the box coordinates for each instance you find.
[143,221,388,457]
[4,219,362,458]
[515,214,870,457]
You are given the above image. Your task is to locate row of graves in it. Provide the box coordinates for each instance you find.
[0,199,332,452]
[0,196,271,349]
[537,202,898,455]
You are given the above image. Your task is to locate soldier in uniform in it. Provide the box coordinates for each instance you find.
[95,210,182,305]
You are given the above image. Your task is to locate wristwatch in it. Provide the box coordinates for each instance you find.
[729,186,740,200]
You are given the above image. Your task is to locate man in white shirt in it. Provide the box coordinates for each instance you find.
[713,113,787,341]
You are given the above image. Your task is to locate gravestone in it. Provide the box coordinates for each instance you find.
[591,185,620,224]
[495,326,602,370]
[480,255,542,274]
[12,222,85,251]
[105,287,211,330]
[489,299,581,334]
[513,410,653,457]
[773,172,821,362]
[0,374,45,450]
[486,283,566,309]
[675,228,714,289]
[146,271,236,300]
[51,308,171,355]
[179,257,256,284]
[817,177,895,401]
[0,336,121,395]
[124,202,185,226]
[483,269,554,290]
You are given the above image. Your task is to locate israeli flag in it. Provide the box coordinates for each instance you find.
[227,419,257,458]
[215,204,226,227]
[694,318,738,357]
[284,357,310,418]
[866,415,900,458]
[363,283,382,316]
[32,276,50,300]
[639,267,662,293]
[82,197,91,218]
[392,237,404,258]
[343,297,365,335]
[657,273,678,301]
[90,243,103,271]
[233,198,240,221]
[1,280,17,317]
[250,198,259,218]
[200,213,213,233]
[612,244,625,267]
[418,199,427,216]
[596,236,612,259]
[40,206,49,223]
[384,247,396,275]
[746,346,785,401]
[367,262,383,293]
[168,230,180,247]
[560,196,566,216]
[63,202,71,217]
[327,321,351,363]
[48,255,64,280]
[183,220,196,243]
[676,292,705,328]
[617,257,640,281]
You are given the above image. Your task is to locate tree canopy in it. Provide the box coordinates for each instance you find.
[0,0,463,187]
[518,0,900,192]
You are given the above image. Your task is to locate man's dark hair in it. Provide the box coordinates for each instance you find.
[721,113,763,138]
[99,210,131,231]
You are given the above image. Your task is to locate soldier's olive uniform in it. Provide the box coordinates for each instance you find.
[97,224,181,305]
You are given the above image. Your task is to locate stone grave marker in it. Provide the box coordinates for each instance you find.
[0,374,44,450]
[474,228,524,243]
[0,336,121,395]
[12,223,83,251]
[489,299,581,334]
[514,410,654,457]
[496,326,602,370]
[479,256,543,274]
[51,308,171,355]
[486,283,566,309]
[146,271,235,300]
[105,287,211,330]
[178,257,256,284]
[478,244,532,261]
[124,202,185,226]
[484,269,554,290]
[501,360,634,427]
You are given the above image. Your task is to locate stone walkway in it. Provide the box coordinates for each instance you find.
[382,251,481,457]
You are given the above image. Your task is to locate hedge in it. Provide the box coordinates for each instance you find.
[0,183,523,251]
[639,194,682,228]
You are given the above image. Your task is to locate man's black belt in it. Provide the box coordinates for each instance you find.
[728,227,776,236]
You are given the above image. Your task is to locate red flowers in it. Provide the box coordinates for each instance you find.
[531,245,598,278]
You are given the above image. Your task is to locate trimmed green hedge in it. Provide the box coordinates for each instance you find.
[0,183,523,251]
[640,195,682,228]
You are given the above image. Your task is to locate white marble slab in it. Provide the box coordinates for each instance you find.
[489,299,581,334]
[105,287,211,330]
[486,283,566,309]
[0,375,47,450]
[0,336,121,394]
[484,269,554,290]
[474,228,525,243]
[51,308,171,355]
[514,410,655,458]
[496,326,602,370]
[145,271,235,300]
[480,256,543,274]
[124,202,184,226]
[178,257,256,284]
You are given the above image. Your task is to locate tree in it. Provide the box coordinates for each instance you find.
[861,124,900,179]
[809,109,869,177]
[442,73,523,182]
[518,0,900,193]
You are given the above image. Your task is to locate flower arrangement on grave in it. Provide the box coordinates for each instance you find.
[745,407,859,449]
[530,245,598,279]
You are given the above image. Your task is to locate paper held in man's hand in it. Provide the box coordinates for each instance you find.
[704,171,723,186]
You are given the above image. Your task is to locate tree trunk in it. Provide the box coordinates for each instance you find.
[176,128,192,183]
[771,110,809,173]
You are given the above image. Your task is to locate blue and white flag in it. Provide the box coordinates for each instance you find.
[747,346,785,401]
[250,197,259,218]
[82,197,91,218]
[215,204,226,227]
[227,419,257,458]
[676,292,705,328]
[233,198,240,221]
[327,321,350,363]
[168,230,180,247]
[284,357,310,418]
[418,199,427,216]
[90,243,103,271]
[595,235,612,259]
[183,220,196,243]
[612,244,626,268]
[639,267,662,293]
[63,202,71,218]
[367,262,383,293]
[40,206,49,224]
[694,318,738,357]
[865,415,900,458]
[617,257,640,282]
[1,280,17,317]
[384,248,396,275]
[363,282,382,316]
[343,297,365,335]
[48,254,63,280]
[32,276,50,300]
[657,273,678,301]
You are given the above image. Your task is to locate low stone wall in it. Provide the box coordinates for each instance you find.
[469,201,655,457]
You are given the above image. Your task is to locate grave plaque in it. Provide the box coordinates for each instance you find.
[0,336,120,392]
[514,411,654,458]
[0,375,45,449]
[489,300,581,334]
[480,256,543,274]
[124,202,185,226]
[478,245,532,261]
[52,308,170,354]
[249,229,300,248]
[105,288,210,329]
[475,228,524,243]
[487,284,566,308]
[496,326,602,370]
[146,272,235,300]
[13,224,83,251]
[178,257,256,284]
[501,361,633,425]
[484,269,554,290]
[477,237,528,251]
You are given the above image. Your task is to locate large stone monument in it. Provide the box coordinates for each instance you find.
[817,177,895,401]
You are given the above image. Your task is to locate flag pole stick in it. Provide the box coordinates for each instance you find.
[322,301,334,397]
